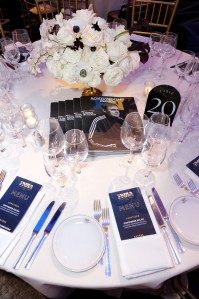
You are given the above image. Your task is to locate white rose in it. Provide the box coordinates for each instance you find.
[81,25,104,47]
[91,48,110,73]
[57,27,75,45]
[62,47,82,63]
[62,63,77,84]
[73,9,95,23]
[128,51,140,70]
[118,56,133,77]
[88,71,102,87]
[46,58,63,79]
[103,66,123,86]
[106,40,127,63]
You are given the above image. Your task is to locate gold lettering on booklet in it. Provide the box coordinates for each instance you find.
[19,181,33,190]
[10,190,30,201]
[193,159,199,167]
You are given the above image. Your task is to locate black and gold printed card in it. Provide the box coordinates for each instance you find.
[0,176,42,232]
[109,187,156,240]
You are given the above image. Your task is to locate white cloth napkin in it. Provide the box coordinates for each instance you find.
[108,189,174,279]
[130,33,149,43]
[0,190,45,265]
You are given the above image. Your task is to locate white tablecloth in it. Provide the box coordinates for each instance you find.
[1,49,199,298]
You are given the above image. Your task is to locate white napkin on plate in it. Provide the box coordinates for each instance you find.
[108,189,174,279]
[130,33,149,43]
[0,190,45,265]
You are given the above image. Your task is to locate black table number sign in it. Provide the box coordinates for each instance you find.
[144,85,181,125]
[109,187,156,240]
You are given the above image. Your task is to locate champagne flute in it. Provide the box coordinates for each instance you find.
[147,32,162,73]
[134,112,170,188]
[64,129,89,174]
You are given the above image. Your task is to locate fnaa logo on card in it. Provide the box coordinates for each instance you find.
[19,181,33,190]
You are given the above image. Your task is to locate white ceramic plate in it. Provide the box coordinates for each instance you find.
[169,195,199,245]
[53,215,105,272]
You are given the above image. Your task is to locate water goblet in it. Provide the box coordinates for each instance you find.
[12,29,33,62]
[64,129,89,174]
[134,112,170,188]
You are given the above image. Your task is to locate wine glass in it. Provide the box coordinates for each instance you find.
[43,151,76,205]
[0,37,23,82]
[64,129,89,174]
[120,112,149,165]
[134,112,170,188]
[146,32,162,73]
[184,53,199,97]
[174,50,195,90]
[0,121,12,158]
[12,29,33,62]
[35,117,65,156]
[158,32,178,78]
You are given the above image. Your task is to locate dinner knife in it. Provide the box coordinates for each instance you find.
[13,201,55,270]
[152,187,185,254]
[148,195,181,265]
[24,202,66,270]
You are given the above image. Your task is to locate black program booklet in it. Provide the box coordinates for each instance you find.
[109,187,156,241]
[0,176,42,232]
[65,100,74,131]
[80,96,137,153]
[58,101,66,133]
[73,97,82,130]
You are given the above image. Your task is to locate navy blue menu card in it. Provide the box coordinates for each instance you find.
[109,187,156,240]
[185,155,199,184]
[0,176,42,233]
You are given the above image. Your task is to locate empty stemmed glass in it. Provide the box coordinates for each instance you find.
[158,32,178,78]
[0,38,23,82]
[174,50,195,91]
[134,112,170,188]
[146,32,162,74]
[64,129,89,174]
[1,103,26,148]
[12,29,32,62]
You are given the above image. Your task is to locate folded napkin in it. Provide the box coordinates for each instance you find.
[108,187,174,279]
[0,186,45,265]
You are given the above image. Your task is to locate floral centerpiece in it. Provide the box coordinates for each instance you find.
[28,8,149,93]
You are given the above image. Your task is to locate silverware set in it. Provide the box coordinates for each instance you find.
[173,173,199,197]
[0,169,6,191]
[93,200,111,277]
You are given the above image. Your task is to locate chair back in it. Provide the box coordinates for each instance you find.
[130,0,180,35]
[60,0,89,12]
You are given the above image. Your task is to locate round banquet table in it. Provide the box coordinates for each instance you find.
[1,48,199,299]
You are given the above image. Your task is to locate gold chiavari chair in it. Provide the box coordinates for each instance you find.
[60,0,89,13]
[130,0,180,35]
[0,8,10,38]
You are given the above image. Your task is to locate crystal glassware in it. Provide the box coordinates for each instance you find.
[65,129,89,174]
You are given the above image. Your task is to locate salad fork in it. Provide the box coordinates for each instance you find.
[102,208,111,277]
[173,173,189,192]
[187,179,199,197]
[0,169,6,191]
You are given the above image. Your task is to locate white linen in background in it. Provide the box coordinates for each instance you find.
[0,190,45,265]
[108,189,174,279]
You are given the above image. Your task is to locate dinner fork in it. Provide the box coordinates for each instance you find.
[93,200,103,265]
[102,208,111,277]
[187,179,199,197]
[173,173,189,192]
[93,200,102,223]
[0,169,6,191]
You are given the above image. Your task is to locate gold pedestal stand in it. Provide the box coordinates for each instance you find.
[82,87,102,96]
